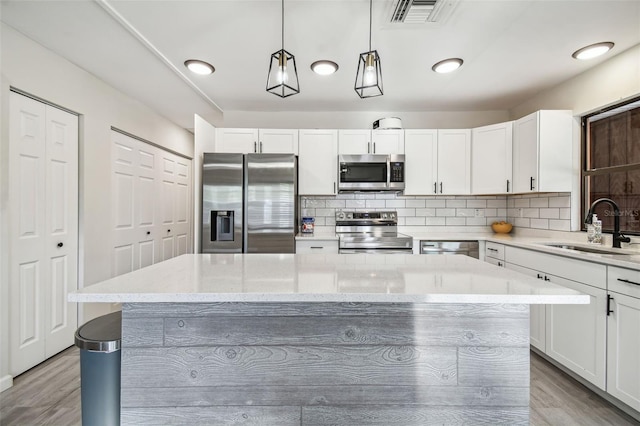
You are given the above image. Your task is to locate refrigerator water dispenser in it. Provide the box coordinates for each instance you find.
[211,211,234,241]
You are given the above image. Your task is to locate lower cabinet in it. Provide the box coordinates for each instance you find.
[504,245,608,390]
[606,266,640,412]
[295,239,339,254]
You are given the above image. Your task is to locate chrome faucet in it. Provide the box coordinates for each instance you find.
[585,198,631,248]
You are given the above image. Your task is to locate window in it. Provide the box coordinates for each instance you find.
[583,98,640,235]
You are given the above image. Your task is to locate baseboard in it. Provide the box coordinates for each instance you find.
[0,374,13,392]
[531,348,640,423]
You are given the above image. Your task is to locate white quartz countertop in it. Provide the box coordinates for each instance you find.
[70,253,589,305]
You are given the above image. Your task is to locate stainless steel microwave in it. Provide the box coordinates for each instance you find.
[338,154,405,192]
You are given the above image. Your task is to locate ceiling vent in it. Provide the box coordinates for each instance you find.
[390,0,448,24]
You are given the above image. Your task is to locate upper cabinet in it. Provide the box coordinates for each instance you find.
[404,129,470,195]
[437,129,471,195]
[471,121,513,194]
[512,110,573,193]
[215,128,298,154]
[404,129,437,195]
[372,129,404,154]
[338,129,404,155]
[298,129,338,195]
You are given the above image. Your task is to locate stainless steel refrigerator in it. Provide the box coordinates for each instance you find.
[201,153,298,253]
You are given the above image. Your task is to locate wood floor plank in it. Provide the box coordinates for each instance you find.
[1,347,639,425]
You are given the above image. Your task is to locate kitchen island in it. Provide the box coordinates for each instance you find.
[70,253,588,425]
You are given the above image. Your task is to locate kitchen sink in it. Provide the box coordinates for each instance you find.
[541,243,634,255]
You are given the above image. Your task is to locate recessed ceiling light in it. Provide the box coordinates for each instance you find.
[311,60,339,76]
[432,58,463,74]
[184,59,215,75]
[571,42,614,60]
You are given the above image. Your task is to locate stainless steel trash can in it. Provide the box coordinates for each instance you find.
[75,311,121,426]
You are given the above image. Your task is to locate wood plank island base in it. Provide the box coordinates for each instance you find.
[69,254,589,425]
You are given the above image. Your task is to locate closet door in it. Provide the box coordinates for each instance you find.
[9,92,78,375]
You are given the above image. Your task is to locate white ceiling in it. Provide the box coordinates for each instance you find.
[2,0,640,130]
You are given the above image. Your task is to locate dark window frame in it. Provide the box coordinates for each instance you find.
[581,96,640,236]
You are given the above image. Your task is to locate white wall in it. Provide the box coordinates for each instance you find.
[0,22,194,388]
[193,114,216,253]
[221,110,511,129]
[510,44,640,118]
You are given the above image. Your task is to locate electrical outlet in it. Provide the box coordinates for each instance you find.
[474,209,484,217]
[518,208,523,217]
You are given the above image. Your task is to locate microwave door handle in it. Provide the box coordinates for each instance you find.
[386,157,391,188]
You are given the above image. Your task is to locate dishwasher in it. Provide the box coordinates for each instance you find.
[420,240,479,259]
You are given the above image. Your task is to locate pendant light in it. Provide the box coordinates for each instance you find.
[266,0,300,97]
[355,0,383,98]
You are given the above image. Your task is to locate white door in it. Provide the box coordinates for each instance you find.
[9,92,78,375]
[404,130,438,195]
[471,121,513,194]
[258,129,299,154]
[338,129,371,154]
[215,128,258,153]
[298,129,338,195]
[513,111,539,193]
[111,131,192,275]
[607,292,640,411]
[437,129,471,195]
[371,129,404,154]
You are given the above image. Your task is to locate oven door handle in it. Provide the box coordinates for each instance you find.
[339,249,413,254]
[386,156,391,188]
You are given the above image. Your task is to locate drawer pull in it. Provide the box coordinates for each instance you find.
[537,274,543,279]
[310,246,324,249]
[617,278,640,286]
[487,248,498,252]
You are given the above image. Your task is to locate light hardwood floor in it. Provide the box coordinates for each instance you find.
[1,347,638,425]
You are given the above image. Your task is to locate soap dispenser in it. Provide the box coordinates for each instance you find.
[592,214,602,244]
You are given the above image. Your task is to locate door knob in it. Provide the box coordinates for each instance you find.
[147,231,151,235]
[57,242,63,248]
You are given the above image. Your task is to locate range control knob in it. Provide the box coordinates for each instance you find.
[389,212,396,219]
[336,212,346,220]
[381,212,388,219]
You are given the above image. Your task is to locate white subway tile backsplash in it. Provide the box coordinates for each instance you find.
[559,208,571,220]
[365,200,386,208]
[405,199,426,208]
[415,208,436,217]
[425,217,446,226]
[305,199,327,208]
[456,208,475,217]
[375,193,397,200]
[466,217,487,226]
[487,199,507,208]
[425,200,447,208]
[530,218,550,229]
[446,199,467,208]
[326,200,346,208]
[345,199,366,209]
[549,196,571,208]
[385,200,406,208]
[397,208,416,217]
[467,200,487,208]
[549,219,571,231]
[405,216,426,226]
[315,208,334,217]
[446,217,466,226]
[436,208,456,217]
[523,208,539,218]
[539,208,560,219]
[514,218,531,227]
[514,198,530,208]
[530,198,549,208]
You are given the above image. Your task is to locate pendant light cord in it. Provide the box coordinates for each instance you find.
[281,0,284,52]
[368,0,372,52]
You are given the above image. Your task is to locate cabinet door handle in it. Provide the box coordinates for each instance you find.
[617,278,640,286]
[506,179,510,193]
[260,141,263,152]
[373,142,376,154]
[334,182,336,193]
[544,275,550,281]
[434,182,437,194]
[537,273,543,279]
[530,176,535,191]
[498,261,503,267]
[607,294,614,316]
[254,141,257,153]
[440,182,443,194]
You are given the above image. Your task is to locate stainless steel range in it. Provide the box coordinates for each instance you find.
[335,211,413,254]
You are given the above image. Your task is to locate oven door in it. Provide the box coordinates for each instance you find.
[338,155,388,191]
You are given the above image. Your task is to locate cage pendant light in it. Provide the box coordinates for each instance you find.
[266,0,300,97]
[355,0,383,98]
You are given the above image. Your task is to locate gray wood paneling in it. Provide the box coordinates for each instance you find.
[121,317,163,347]
[121,345,458,387]
[121,385,529,408]
[302,406,529,425]
[459,346,531,387]
[123,302,529,318]
[121,406,301,425]
[162,315,528,347]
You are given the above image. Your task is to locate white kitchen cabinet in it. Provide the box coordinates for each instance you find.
[471,121,513,194]
[437,129,471,195]
[9,92,78,375]
[338,129,371,154]
[505,263,547,352]
[215,128,298,154]
[258,128,299,154]
[606,266,640,412]
[372,129,404,154]
[512,110,573,193]
[404,129,437,195]
[296,239,339,254]
[215,128,258,153]
[484,241,506,267]
[505,246,607,389]
[298,129,338,195]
